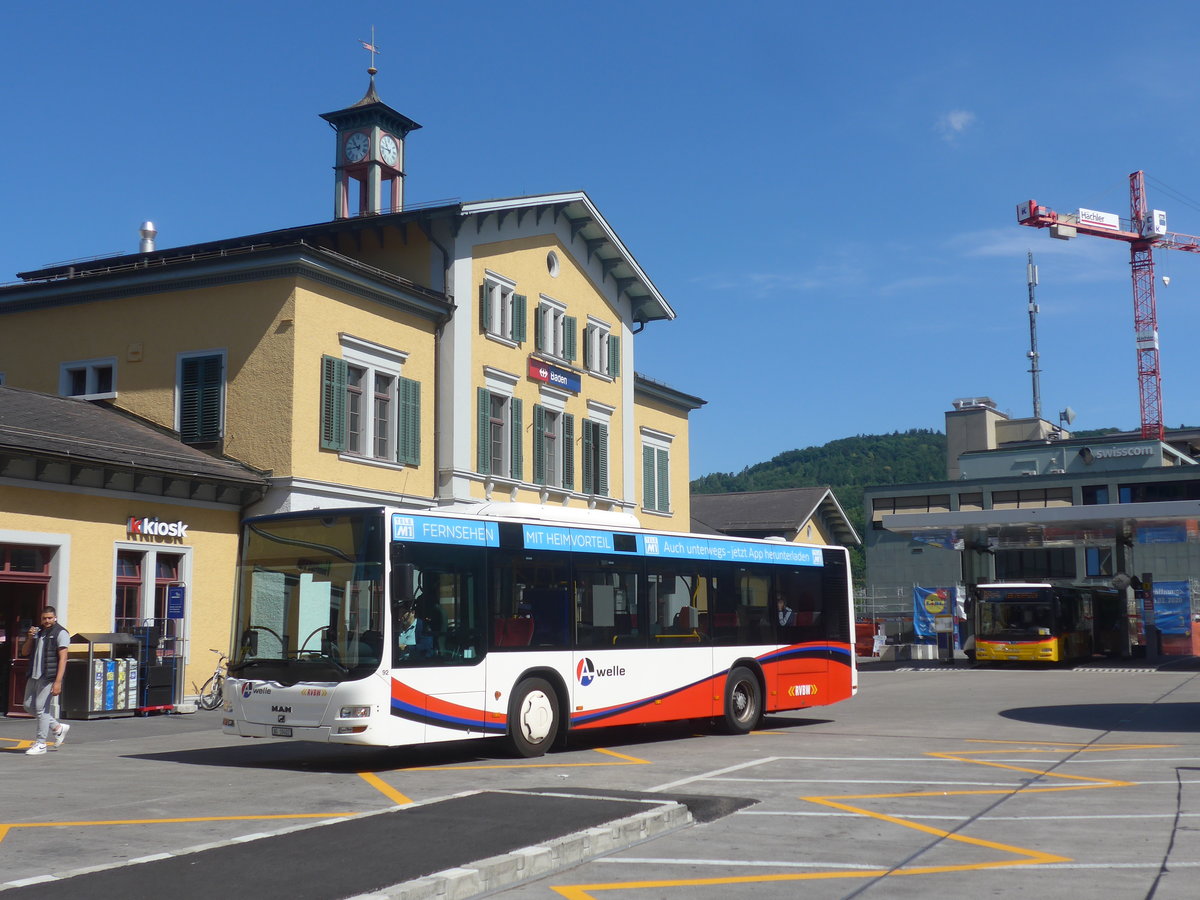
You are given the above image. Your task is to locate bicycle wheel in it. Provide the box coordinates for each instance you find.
[197,675,222,710]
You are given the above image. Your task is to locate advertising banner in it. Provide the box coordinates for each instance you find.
[1152,581,1191,635]
[913,586,953,638]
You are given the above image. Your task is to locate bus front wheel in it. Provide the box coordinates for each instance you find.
[508,678,560,758]
[722,666,762,734]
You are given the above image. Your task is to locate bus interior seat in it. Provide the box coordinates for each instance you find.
[493,616,534,647]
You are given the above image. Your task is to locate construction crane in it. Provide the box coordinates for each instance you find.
[1016,171,1200,440]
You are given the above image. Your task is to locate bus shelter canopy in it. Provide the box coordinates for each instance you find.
[880,499,1200,551]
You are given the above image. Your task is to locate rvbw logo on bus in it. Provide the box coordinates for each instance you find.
[127,516,189,539]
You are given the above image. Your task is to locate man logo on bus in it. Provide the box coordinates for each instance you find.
[577,657,597,686]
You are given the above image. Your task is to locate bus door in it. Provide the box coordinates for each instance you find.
[638,559,718,721]
[770,565,830,710]
[390,542,488,740]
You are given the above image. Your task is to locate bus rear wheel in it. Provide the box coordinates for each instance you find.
[508,678,560,758]
[722,666,762,734]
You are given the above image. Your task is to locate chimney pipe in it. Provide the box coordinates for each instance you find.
[139,221,157,253]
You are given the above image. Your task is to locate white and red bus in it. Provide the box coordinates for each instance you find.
[223,505,857,756]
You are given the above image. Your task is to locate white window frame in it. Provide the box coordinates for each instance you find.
[484,271,518,345]
[537,295,567,360]
[340,334,408,467]
[641,427,675,515]
[60,357,117,400]
[584,317,612,378]
[489,393,511,478]
[113,542,193,667]
[538,387,569,491]
[484,367,520,481]
[583,400,614,498]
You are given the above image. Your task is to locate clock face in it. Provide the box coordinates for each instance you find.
[344,132,370,163]
[379,134,399,167]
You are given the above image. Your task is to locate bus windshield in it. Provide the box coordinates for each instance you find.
[230,510,385,683]
[977,587,1055,639]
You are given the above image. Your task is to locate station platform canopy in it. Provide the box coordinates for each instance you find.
[880,500,1200,551]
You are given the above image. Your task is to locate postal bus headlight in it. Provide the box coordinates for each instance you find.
[340,705,371,719]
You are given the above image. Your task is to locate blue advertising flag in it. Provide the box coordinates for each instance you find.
[1152,581,1190,635]
[913,586,952,638]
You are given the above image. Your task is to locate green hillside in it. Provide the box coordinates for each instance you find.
[691,429,948,584]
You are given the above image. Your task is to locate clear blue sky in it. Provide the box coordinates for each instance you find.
[6,2,1200,478]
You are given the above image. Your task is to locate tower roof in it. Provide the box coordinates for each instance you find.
[319,72,421,136]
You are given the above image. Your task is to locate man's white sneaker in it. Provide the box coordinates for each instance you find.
[52,723,70,749]
[25,743,47,756]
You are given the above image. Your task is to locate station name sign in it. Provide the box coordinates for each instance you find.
[527,358,581,393]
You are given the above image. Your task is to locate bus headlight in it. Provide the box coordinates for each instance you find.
[340,706,371,719]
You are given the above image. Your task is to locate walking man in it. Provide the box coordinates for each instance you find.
[22,606,71,756]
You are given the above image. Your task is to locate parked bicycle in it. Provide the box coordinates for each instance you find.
[195,649,228,711]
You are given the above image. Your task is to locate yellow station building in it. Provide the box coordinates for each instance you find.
[0,72,705,711]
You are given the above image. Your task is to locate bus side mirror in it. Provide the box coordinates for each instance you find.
[392,562,415,605]
[240,629,258,655]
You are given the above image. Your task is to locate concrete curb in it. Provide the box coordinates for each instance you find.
[354,800,693,900]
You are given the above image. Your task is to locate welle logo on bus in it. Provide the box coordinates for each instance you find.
[576,657,626,687]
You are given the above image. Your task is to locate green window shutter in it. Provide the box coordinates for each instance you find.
[656,448,670,511]
[532,404,546,485]
[513,294,527,343]
[480,283,491,332]
[320,355,348,451]
[596,422,609,496]
[477,387,491,474]
[180,354,223,444]
[583,327,592,370]
[510,397,523,480]
[562,413,575,491]
[582,420,594,494]
[607,335,621,378]
[642,445,656,509]
[534,305,544,352]
[563,316,577,362]
[396,376,421,465]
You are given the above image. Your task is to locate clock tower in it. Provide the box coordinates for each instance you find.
[320,67,421,219]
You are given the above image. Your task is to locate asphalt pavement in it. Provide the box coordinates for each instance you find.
[4,654,1198,899]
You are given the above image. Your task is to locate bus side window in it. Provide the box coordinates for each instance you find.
[574,561,642,650]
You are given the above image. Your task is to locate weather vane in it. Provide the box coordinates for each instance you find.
[360,26,380,73]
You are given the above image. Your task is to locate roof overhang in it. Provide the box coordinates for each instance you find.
[461,192,675,324]
[881,500,1200,549]
[3,242,453,324]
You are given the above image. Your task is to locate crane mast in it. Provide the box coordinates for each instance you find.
[1016,171,1200,441]
[1026,252,1042,420]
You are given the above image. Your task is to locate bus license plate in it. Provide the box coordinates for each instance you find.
[271,726,293,737]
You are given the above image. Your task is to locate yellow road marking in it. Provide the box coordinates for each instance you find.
[358,771,413,805]
[0,738,34,751]
[549,740,1172,897]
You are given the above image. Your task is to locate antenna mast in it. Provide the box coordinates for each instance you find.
[1026,251,1042,420]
